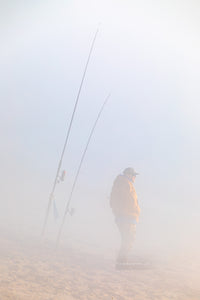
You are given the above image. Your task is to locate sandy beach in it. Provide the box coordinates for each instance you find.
[0,229,200,300]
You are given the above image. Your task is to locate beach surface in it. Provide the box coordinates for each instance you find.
[0,229,200,300]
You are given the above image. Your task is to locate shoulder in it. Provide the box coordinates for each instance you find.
[114,174,124,183]
[113,174,129,186]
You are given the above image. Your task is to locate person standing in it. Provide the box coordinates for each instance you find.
[110,167,140,268]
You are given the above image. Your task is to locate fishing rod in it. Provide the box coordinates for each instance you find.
[42,28,99,236]
[56,93,110,246]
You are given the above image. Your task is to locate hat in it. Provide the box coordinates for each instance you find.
[123,167,139,176]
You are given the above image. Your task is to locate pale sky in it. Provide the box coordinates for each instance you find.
[1,0,200,258]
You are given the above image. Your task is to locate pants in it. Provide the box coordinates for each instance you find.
[115,218,136,261]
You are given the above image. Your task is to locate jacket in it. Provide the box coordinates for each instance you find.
[110,174,140,221]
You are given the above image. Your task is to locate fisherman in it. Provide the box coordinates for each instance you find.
[110,167,140,269]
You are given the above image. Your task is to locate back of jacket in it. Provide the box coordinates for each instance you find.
[110,175,140,221]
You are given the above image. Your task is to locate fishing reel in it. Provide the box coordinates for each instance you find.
[57,170,66,183]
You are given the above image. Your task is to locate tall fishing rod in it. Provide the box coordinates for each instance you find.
[56,94,110,246]
[42,28,99,236]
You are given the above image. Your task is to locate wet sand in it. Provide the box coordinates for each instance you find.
[0,229,200,300]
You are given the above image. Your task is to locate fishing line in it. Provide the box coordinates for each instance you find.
[42,28,99,236]
[56,94,110,246]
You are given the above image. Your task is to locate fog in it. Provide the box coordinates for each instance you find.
[1,0,200,273]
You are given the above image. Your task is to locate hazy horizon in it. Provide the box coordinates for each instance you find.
[1,0,200,267]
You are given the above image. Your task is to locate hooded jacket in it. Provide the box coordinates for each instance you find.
[110,174,140,221]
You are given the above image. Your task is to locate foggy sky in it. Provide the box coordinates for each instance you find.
[1,0,200,260]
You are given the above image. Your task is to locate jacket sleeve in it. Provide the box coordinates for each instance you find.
[110,176,131,212]
[110,175,140,219]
